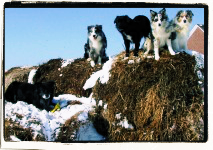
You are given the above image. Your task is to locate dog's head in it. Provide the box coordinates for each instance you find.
[176,10,194,25]
[35,81,55,110]
[114,15,132,32]
[88,25,103,40]
[150,8,168,27]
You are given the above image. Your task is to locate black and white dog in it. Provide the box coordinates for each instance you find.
[114,15,151,57]
[144,8,177,60]
[172,10,194,52]
[5,81,55,111]
[84,25,107,67]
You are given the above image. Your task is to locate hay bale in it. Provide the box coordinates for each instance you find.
[56,113,81,142]
[33,58,102,97]
[5,119,34,141]
[92,50,204,141]
[5,66,38,91]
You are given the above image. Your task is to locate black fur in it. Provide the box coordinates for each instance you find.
[5,81,55,111]
[114,15,151,57]
[84,43,90,59]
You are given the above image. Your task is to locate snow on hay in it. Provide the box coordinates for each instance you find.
[86,49,204,141]
[33,58,102,97]
[5,94,105,141]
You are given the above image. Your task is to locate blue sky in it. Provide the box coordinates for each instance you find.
[5,7,204,70]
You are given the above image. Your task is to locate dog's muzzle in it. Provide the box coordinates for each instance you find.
[183,20,186,23]
[42,94,50,99]
[158,23,161,27]
[93,35,97,39]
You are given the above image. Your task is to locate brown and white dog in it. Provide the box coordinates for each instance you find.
[172,10,194,52]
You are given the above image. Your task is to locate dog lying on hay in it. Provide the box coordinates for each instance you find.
[5,80,55,111]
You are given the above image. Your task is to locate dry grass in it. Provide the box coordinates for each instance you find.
[33,58,102,97]
[4,118,45,141]
[93,49,204,141]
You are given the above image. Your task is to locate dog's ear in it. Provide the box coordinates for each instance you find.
[96,25,102,30]
[87,25,93,31]
[159,8,166,15]
[150,10,157,16]
[124,15,132,23]
[114,16,119,24]
[176,10,183,17]
[186,10,194,17]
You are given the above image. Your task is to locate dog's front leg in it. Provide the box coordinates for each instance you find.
[171,39,179,52]
[154,39,160,60]
[167,39,176,55]
[97,55,102,65]
[124,39,130,57]
[134,41,140,57]
[143,37,152,57]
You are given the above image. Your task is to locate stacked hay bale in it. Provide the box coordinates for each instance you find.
[92,50,204,141]
[33,58,102,97]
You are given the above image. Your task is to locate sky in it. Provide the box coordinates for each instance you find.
[5,6,205,70]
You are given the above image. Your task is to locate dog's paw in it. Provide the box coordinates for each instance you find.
[136,58,140,63]
[128,60,134,64]
[170,51,176,55]
[87,58,92,61]
[90,61,95,67]
[155,55,160,60]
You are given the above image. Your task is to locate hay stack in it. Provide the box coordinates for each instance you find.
[5,66,38,91]
[92,50,204,141]
[33,58,102,97]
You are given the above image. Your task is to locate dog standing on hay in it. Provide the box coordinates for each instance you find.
[84,25,107,67]
[114,15,151,57]
[171,10,194,52]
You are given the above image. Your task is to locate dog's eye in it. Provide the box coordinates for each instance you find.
[154,19,158,22]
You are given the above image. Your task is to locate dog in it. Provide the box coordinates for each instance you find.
[114,15,151,57]
[144,8,177,60]
[5,80,55,111]
[171,10,194,52]
[84,25,107,67]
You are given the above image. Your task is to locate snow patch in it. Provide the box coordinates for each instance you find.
[183,49,204,70]
[83,57,114,90]
[75,122,105,141]
[117,117,134,129]
[10,135,21,142]
[61,59,74,68]
[5,94,102,141]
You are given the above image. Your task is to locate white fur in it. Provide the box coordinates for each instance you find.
[123,32,133,42]
[89,28,103,53]
[42,94,50,99]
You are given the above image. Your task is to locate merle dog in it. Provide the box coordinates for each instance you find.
[84,25,108,67]
[5,81,55,111]
[114,15,151,57]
